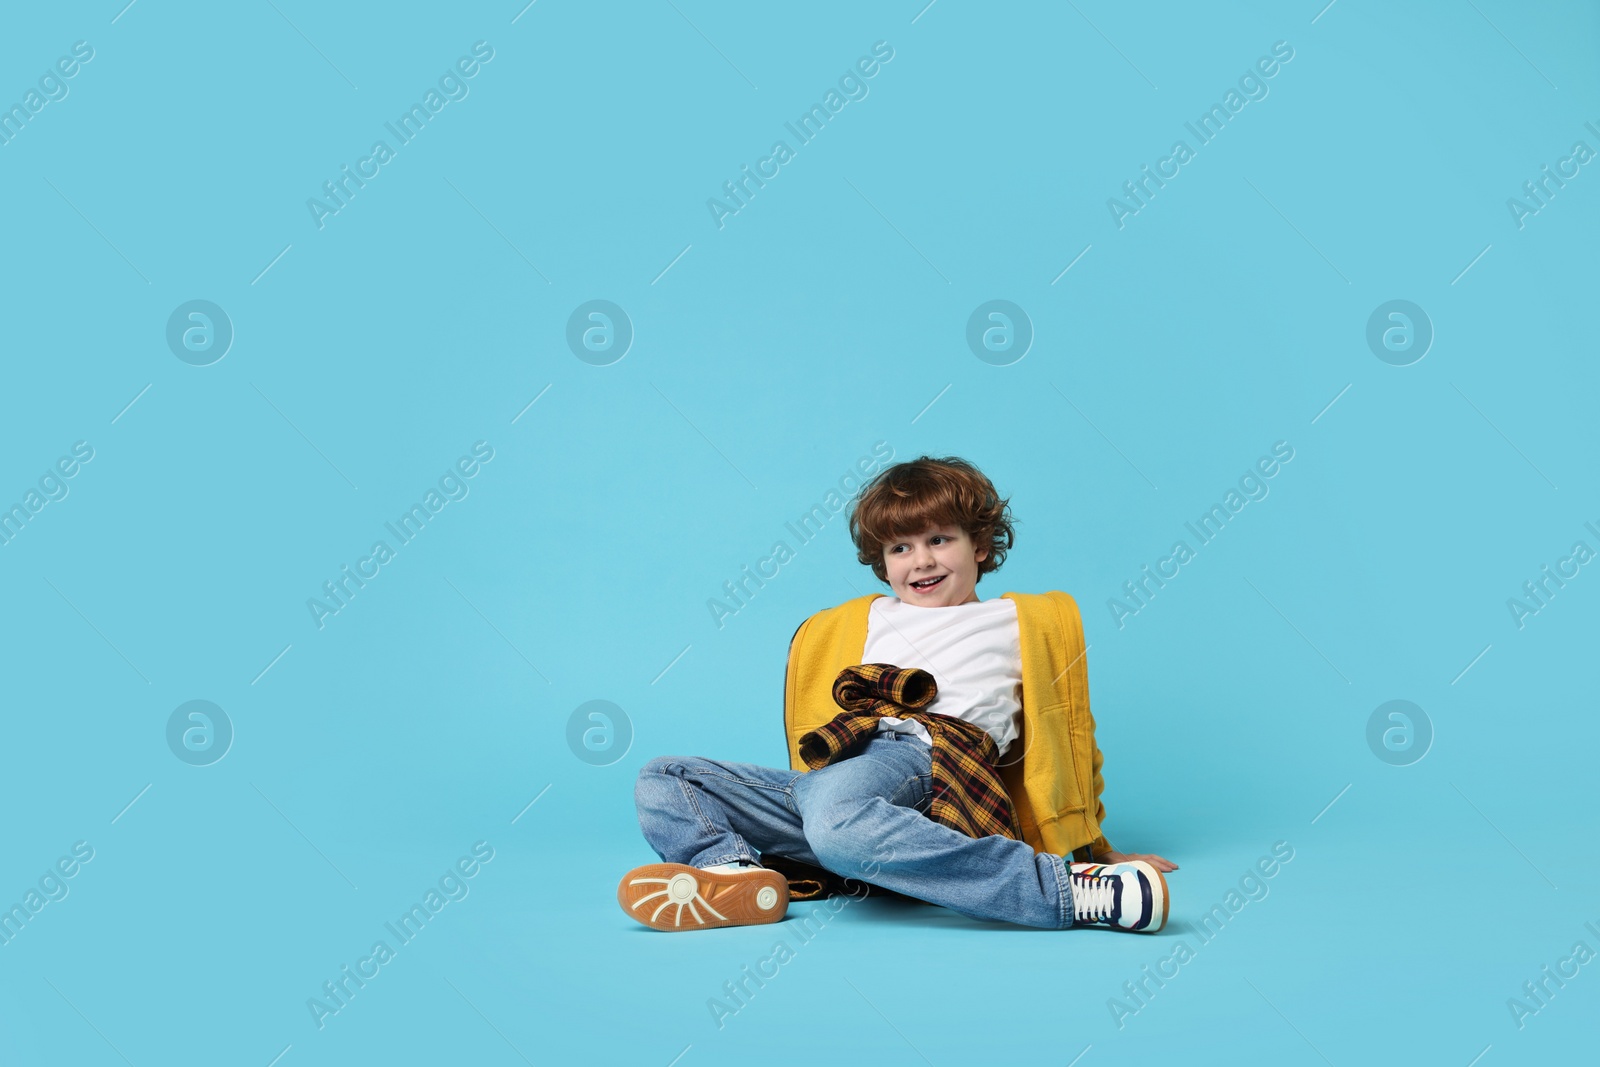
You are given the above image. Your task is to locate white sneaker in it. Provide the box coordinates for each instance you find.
[1067,860,1168,932]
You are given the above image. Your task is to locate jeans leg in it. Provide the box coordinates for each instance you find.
[634,754,820,869]
[795,734,1073,929]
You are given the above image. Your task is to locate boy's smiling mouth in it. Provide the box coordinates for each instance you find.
[908,574,946,593]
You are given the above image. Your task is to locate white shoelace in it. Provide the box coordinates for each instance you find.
[1071,870,1116,922]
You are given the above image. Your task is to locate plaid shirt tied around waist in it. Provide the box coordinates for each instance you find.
[797,663,1022,842]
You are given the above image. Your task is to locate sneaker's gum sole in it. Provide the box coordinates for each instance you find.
[618,863,790,932]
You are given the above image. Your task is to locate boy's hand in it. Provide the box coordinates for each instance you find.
[1095,849,1178,872]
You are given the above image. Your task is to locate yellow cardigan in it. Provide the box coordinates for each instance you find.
[782,590,1113,862]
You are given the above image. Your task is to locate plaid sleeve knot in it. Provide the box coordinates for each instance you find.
[797,663,1021,841]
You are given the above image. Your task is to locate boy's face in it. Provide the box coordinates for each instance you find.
[882,524,988,607]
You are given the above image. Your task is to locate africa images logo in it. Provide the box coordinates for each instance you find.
[306,42,495,230]
[1106,40,1295,229]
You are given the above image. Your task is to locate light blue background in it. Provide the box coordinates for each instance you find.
[1,1,1595,1063]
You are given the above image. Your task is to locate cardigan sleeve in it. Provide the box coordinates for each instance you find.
[1091,739,1106,825]
[1086,739,1113,858]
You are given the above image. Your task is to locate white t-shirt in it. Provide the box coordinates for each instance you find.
[861,595,1023,760]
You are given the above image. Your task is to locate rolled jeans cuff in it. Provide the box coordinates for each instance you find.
[1047,852,1073,929]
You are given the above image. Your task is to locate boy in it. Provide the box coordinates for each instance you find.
[620,455,1176,932]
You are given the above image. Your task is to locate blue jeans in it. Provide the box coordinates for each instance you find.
[634,732,1074,929]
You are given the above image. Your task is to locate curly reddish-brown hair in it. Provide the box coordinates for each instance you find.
[849,455,1016,585]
